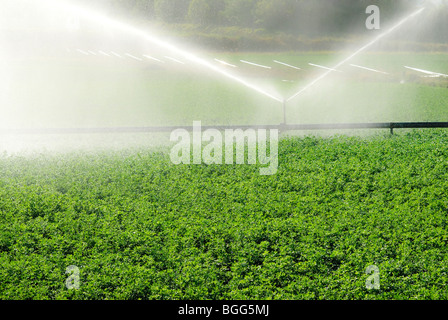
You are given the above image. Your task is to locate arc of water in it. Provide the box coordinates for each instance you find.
[287,7,426,103]
[144,55,164,63]
[215,59,237,68]
[48,0,283,103]
[164,56,185,64]
[404,66,448,77]
[308,63,342,72]
[240,60,272,69]
[125,53,143,61]
[77,49,89,55]
[350,64,389,75]
[273,60,301,70]
[110,51,123,58]
[99,51,111,57]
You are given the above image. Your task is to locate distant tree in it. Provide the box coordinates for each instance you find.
[222,0,258,27]
[187,0,226,25]
[133,0,155,19]
[254,0,296,31]
[187,0,211,24]
[154,0,190,23]
[68,0,448,43]
[109,0,155,19]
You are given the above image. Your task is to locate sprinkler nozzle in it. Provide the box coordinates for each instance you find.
[281,99,287,126]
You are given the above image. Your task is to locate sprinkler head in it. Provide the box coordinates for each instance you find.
[281,99,287,127]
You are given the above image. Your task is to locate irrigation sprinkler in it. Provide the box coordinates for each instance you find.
[287,7,425,103]
[3,0,442,141]
[281,100,287,126]
[39,0,284,104]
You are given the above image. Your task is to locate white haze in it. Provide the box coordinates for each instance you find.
[0,0,446,153]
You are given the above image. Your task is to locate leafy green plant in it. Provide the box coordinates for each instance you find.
[1,130,448,300]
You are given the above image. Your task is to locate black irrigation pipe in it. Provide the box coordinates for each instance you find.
[1,122,448,135]
[283,122,448,135]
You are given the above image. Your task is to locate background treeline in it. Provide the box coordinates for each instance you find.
[71,0,448,51]
[87,0,414,33]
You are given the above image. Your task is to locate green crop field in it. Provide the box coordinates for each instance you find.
[1,131,448,299]
[1,52,448,300]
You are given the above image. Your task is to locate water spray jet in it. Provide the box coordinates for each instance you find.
[308,63,342,73]
[350,64,389,75]
[240,60,272,70]
[144,55,164,63]
[77,49,89,55]
[110,51,123,58]
[125,53,143,61]
[274,60,301,71]
[36,0,283,104]
[2,0,445,138]
[281,100,287,126]
[404,66,448,78]
[164,56,185,65]
[287,7,426,103]
[99,51,111,57]
[215,59,237,68]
